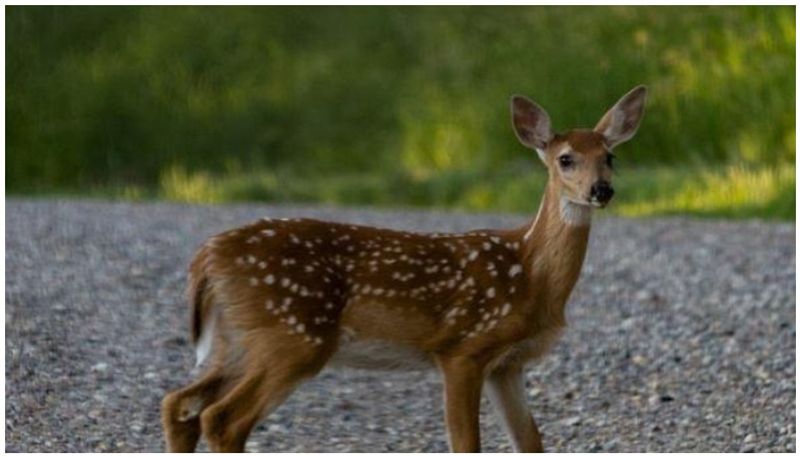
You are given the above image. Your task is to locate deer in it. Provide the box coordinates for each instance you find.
[161,85,647,452]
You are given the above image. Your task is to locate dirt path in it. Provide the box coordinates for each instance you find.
[5,199,795,452]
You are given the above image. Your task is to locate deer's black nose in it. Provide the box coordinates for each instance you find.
[590,180,614,204]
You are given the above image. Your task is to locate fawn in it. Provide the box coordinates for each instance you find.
[161,85,647,452]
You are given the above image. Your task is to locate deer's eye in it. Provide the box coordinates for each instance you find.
[606,153,615,169]
[558,155,574,169]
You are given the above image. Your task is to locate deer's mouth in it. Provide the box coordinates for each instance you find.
[563,193,609,208]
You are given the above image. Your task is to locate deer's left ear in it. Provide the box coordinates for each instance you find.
[594,85,647,149]
[511,95,553,159]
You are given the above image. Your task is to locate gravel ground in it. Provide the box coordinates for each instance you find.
[5,198,796,452]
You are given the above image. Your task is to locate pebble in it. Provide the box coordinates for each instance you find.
[5,200,794,452]
[268,424,288,434]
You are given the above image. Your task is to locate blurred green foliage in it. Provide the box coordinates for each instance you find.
[6,6,796,219]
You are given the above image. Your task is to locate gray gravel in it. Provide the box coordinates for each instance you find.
[5,198,795,452]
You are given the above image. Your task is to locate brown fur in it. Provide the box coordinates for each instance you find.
[161,86,646,452]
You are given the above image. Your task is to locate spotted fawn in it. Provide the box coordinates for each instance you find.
[161,85,647,452]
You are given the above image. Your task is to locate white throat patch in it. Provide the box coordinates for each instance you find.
[559,197,593,226]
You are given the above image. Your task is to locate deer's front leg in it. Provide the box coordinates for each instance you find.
[485,363,543,452]
[437,356,485,453]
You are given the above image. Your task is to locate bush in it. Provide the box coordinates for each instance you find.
[7,6,795,220]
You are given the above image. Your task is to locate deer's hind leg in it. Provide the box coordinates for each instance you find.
[200,331,334,452]
[162,367,225,452]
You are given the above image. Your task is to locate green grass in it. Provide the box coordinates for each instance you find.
[614,165,795,220]
[6,7,794,221]
[6,6,796,199]
[23,163,787,221]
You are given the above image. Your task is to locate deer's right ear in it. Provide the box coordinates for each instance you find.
[511,95,553,160]
[593,85,647,149]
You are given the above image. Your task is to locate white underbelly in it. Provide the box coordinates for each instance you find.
[329,337,434,371]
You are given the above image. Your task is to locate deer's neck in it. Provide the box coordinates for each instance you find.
[519,180,592,327]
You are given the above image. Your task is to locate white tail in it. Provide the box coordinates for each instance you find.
[194,310,216,369]
[161,85,647,452]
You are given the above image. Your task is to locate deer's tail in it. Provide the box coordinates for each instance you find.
[187,244,217,368]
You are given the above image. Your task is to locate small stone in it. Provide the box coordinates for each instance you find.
[603,438,618,451]
[632,355,648,366]
[635,290,654,302]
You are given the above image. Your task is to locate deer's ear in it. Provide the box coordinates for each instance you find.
[594,85,647,149]
[511,95,553,157]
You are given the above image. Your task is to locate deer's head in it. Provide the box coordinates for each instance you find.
[511,86,647,208]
